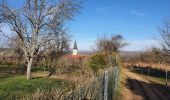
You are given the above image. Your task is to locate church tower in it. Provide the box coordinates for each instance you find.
[72,40,78,55]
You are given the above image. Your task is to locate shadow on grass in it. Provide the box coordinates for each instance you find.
[126,78,170,100]
[128,66,170,80]
[32,77,43,79]
[0,75,13,79]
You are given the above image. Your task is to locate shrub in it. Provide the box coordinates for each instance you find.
[88,53,106,73]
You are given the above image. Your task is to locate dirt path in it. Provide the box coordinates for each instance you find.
[121,68,168,100]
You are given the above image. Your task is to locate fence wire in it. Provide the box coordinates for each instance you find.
[64,66,120,100]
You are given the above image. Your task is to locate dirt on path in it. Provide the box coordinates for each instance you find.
[121,68,169,100]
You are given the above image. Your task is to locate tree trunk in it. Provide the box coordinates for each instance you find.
[26,58,33,80]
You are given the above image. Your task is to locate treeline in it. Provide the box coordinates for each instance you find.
[123,48,170,70]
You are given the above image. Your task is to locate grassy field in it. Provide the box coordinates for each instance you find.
[0,64,91,99]
[0,53,120,99]
[0,75,75,99]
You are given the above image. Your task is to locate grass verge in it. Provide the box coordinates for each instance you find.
[0,76,75,99]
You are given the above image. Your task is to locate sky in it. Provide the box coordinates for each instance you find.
[67,0,170,51]
[1,0,170,51]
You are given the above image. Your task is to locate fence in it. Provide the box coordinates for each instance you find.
[130,66,170,86]
[64,66,120,100]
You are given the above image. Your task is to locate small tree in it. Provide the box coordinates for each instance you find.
[46,31,71,76]
[94,34,127,66]
[95,34,127,53]
[159,20,170,53]
[0,0,81,80]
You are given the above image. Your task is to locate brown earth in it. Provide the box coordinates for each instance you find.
[121,68,170,100]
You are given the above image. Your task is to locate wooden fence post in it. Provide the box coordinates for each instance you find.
[148,67,150,77]
[166,70,168,86]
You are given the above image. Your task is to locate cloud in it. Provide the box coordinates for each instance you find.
[122,40,161,51]
[130,9,145,17]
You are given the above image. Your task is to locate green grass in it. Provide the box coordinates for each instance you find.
[0,76,75,99]
[0,64,17,68]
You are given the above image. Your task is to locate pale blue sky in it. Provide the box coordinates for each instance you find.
[1,0,170,51]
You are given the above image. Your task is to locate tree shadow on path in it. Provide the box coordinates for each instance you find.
[126,78,170,100]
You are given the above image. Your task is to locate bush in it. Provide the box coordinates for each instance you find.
[88,53,106,73]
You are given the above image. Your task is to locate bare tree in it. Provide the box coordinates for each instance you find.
[95,34,127,53]
[159,20,170,53]
[0,0,81,80]
[46,31,71,77]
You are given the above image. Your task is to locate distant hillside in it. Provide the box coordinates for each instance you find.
[79,50,94,55]
[120,51,145,57]
[0,48,11,52]
[79,50,145,56]
[0,48,14,57]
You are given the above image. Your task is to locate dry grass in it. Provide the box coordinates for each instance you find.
[32,69,95,88]
[124,62,170,71]
[27,66,120,100]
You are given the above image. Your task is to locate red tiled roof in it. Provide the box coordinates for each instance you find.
[66,54,85,59]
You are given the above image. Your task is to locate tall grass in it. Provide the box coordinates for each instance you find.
[22,66,120,100]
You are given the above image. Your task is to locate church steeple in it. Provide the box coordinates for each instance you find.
[72,40,78,55]
[73,40,78,50]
